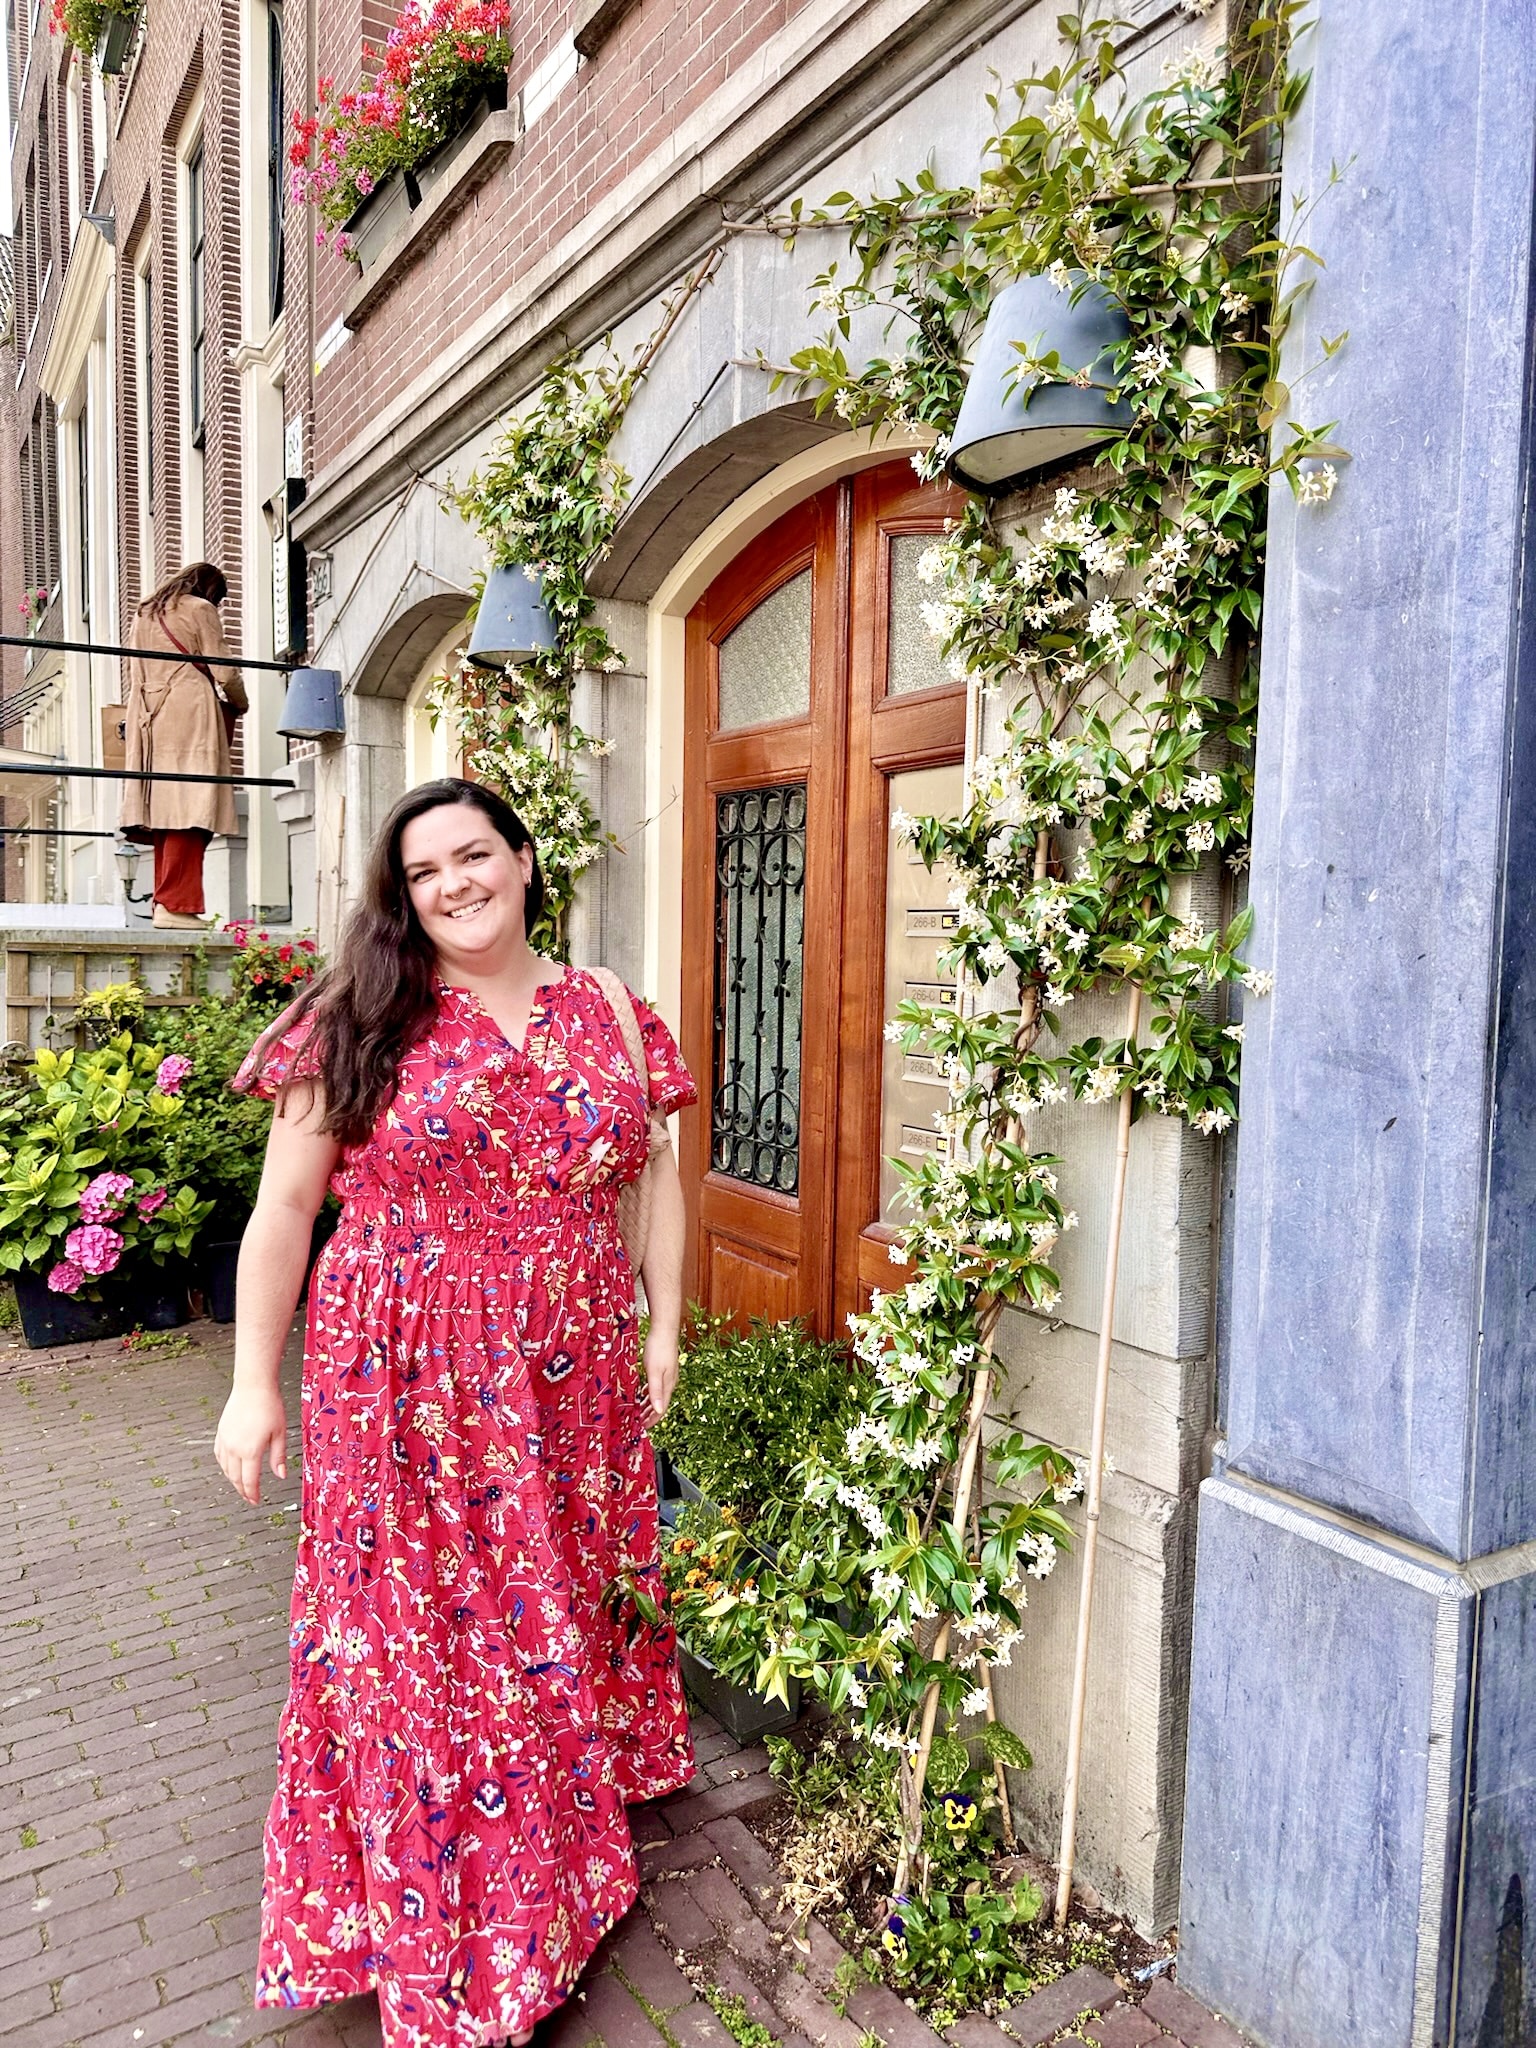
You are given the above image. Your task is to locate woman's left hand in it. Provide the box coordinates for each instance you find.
[642,1324,680,1425]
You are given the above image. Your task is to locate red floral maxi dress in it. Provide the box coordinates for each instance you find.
[234,969,698,2048]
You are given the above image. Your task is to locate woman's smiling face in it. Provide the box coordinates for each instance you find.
[399,802,535,964]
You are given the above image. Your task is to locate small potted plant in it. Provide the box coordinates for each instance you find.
[0,1037,211,1347]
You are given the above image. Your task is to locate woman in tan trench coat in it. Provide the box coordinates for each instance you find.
[121,563,248,927]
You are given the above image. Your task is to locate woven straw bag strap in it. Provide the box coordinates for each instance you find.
[590,967,670,1155]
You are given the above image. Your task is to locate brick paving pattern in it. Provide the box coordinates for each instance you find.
[0,1319,1249,2048]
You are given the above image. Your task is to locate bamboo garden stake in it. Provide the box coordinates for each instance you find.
[892,834,1050,1898]
[1053,980,1143,1929]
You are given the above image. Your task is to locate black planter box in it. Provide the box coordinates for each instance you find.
[679,1643,800,1745]
[13,1266,189,1349]
[203,1207,340,1324]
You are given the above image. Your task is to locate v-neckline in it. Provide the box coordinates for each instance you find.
[441,967,573,1059]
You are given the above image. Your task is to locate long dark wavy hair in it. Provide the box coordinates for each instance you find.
[138,561,228,615]
[246,779,545,1146]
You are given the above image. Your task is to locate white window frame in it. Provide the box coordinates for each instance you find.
[176,93,207,561]
[134,247,155,592]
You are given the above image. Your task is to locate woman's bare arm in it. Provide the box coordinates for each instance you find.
[639,1143,686,1423]
[213,1085,340,1504]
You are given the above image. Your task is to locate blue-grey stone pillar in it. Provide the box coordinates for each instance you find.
[1178,5,1536,2044]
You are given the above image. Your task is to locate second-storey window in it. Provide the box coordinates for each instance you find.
[268,2,285,323]
[188,146,206,446]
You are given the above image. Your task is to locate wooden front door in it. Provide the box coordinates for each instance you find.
[680,461,967,1340]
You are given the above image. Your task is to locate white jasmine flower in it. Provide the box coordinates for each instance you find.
[1187,820,1217,854]
[1124,807,1150,844]
[1242,967,1276,997]
[1087,598,1120,640]
[1163,47,1217,90]
[1224,1022,1245,1042]
[1192,1106,1234,1134]
[1296,463,1338,505]
[960,1685,991,1718]
[1048,257,1071,291]
[1187,772,1224,806]
[1130,340,1172,387]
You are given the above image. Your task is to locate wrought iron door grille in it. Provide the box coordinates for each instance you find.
[711,782,807,1192]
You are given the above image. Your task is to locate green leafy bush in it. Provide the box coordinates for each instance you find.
[145,998,282,1240]
[0,1039,211,1291]
[651,1308,866,1523]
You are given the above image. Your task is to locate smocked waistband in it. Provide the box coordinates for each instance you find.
[331,1186,619,1245]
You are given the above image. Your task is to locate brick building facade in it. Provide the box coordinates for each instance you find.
[5,0,293,917]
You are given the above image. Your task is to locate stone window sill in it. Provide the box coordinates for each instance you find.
[572,0,642,59]
[342,104,523,332]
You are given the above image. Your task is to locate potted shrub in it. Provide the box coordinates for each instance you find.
[662,1501,801,1743]
[652,1308,866,1524]
[0,1037,212,1347]
[652,1311,867,1739]
[289,0,512,260]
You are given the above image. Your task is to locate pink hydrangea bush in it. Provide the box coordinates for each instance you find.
[65,1224,125,1278]
[155,1054,193,1096]
[47,1260,86,1295]
[79,1171,135,1223]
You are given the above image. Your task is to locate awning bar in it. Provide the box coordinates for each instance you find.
[0,633,304,674]
[0,763,295,788]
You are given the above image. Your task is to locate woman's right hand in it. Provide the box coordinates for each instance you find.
[214,1382,288,1505]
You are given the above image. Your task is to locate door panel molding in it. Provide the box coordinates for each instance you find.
[683,461,966,1338]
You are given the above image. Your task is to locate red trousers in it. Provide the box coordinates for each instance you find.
[151,830,210,914]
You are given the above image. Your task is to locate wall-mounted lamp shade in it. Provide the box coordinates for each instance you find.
[277,667,346,739]
[467,566,558,669]
[947,274,1134,495]
[113,840,142,888]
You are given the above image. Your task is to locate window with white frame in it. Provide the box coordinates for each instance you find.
[187,144,206,447]
[135,256,155,587]
[267,2,285,325]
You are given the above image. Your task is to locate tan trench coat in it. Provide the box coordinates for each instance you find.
[120,596,249,840]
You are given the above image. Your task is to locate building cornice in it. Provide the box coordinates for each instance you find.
[295,0,1037,551]
[231,313,286,378]
[39,223,113,406]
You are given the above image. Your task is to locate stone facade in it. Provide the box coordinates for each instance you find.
[289,0,1218,1937]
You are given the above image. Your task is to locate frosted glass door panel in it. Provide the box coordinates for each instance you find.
[886,533,952,697]
[717,569,812,731]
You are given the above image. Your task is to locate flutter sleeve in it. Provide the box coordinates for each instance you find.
[628,992,699,1119]
[231,1001,322,1103]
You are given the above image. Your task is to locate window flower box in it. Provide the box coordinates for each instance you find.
[93,2,138,72]
[344,170,416,272]
[406,77,509,207]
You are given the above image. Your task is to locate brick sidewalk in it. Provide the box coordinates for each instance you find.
[0,1318,1248,2048]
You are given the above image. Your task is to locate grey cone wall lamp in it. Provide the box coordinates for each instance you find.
[946,273,1134,495]
[277,666,346,739]
[467,566,558,669]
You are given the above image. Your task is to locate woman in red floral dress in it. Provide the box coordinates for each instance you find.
[214,778,697,2048]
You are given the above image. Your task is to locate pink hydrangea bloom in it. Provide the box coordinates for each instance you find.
[156,1054,193,1096]
[137,1186,168,1218]
[79,1171,134,1223]
[47,1260,85,1295]
[65,1224,124,1278]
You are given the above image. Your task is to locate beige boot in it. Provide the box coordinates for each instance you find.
[152,903,214,929]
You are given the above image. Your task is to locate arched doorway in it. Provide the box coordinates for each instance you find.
[680,459,967,1340]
